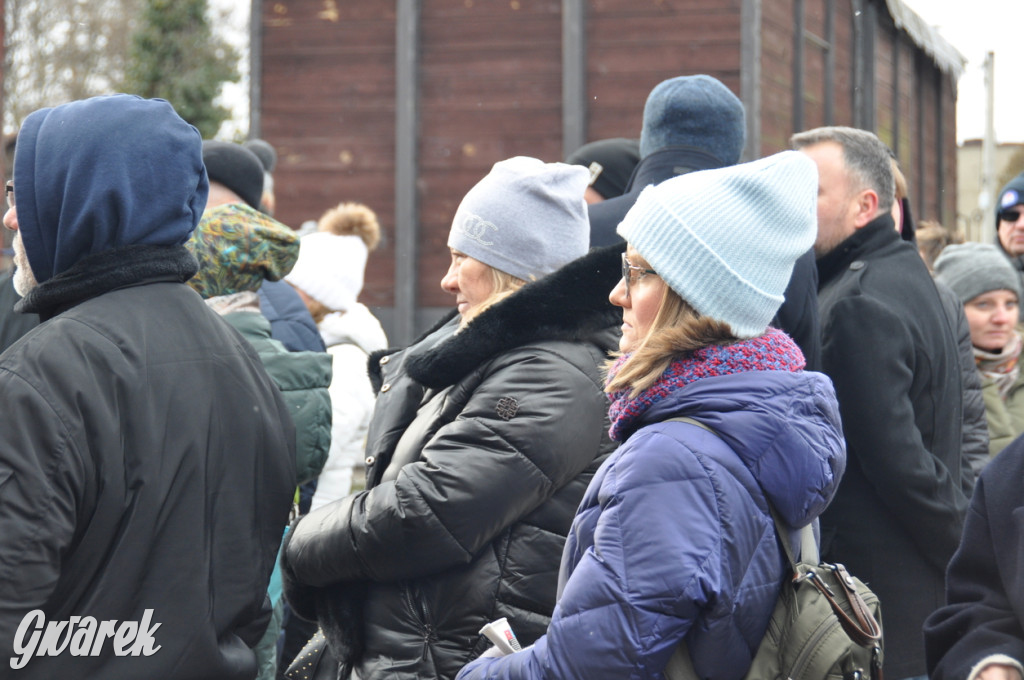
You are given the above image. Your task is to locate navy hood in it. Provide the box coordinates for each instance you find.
[14,94,209,283]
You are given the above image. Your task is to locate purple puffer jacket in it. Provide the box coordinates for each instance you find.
[458,368,845,680]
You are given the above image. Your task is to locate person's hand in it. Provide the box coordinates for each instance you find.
[977,663,1024,680]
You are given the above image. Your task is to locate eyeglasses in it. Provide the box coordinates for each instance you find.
[999,209,1022,224]
[621,253,657,298]
[4,181,13,210]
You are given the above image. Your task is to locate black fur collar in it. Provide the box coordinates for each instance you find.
[404,242,624,390]
[16,244,199,320]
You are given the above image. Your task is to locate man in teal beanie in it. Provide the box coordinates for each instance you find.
[0,94,297,679]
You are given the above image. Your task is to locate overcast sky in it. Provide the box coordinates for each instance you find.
[901,0,1024,144]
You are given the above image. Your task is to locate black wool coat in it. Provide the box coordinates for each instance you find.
[924,438,1024,680]
[282,244,623,680]
[816,216,969,678]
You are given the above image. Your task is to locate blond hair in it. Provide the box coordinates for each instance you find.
[459,266,527,329]
[318,202,381,251]
[605,256,738,397]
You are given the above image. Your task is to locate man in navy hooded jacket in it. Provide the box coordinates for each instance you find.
[0,94,296,679]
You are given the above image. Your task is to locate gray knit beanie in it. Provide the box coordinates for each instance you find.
[933,242,1021,303]
[617,150,817,338]
[638,74,746,162]
[447,156,590,282]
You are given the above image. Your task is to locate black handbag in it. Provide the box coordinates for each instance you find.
[284,628,342,680]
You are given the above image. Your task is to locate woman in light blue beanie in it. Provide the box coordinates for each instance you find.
[458,152,850,680]
[934,241,1024,459]
[281,157,625,680]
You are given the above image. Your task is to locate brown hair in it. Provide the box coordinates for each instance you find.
[891,158,907,202]
[304,297,332,325]
[916,220,964,272]
[318,202,381,251]
[604,254,738,397]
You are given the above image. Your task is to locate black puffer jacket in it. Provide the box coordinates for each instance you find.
[282,244,623,680]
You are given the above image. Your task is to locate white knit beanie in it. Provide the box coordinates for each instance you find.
[285,231,368,312]
[447,156,591,281]
[617,150,818,338]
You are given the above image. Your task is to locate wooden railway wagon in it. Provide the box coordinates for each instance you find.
[252,0,962,344]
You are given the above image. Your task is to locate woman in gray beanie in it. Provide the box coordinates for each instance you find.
[458,151,847,680]
[281,156,622,680]
[935,242,1024,459]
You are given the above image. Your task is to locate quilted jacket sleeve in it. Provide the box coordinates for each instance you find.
[284,344,609,585]
[0,368,82,658]
[456,428,732,680]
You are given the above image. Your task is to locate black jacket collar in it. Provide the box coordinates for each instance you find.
[17,244,198,320]
[627,146,727,192]
[399,243,624,390]
[816,213,897,287]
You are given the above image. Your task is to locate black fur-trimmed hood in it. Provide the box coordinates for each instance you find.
[391,242,624,391]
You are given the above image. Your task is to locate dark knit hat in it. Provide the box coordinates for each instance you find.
[566,138,641,200]
[186,203,298,298]
[244,138,277,173]
[997,172,1024,226]
[638,74,746,163]
[202,140,265,210]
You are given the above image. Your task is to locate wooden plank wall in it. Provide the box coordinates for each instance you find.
[416,0,564,307]
[585,0,743,143]
[257,0,959,330]
[258,1,398,309]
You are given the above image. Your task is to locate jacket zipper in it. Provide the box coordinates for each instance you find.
[402,583,437,645]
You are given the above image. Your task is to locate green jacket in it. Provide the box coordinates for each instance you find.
[225,311,333,484]
[982,367,1024,459]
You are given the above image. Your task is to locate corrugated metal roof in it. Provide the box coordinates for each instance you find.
[885,0,966,79]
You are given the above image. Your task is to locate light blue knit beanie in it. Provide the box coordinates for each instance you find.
[617,150,818,338]
[638,74,746,162]
[448,156,590,281]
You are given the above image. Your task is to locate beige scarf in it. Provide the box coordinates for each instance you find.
[975,330,1023,399]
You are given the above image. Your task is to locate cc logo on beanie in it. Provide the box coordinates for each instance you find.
[457,213,498,246]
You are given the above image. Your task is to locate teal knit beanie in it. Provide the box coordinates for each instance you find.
[616,150,817,338]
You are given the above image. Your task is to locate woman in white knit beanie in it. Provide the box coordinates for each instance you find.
[285,202,387,508]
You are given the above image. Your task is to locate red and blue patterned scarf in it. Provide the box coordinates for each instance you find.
[605,328,805,442]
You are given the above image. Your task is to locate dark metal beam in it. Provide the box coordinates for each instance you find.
[825,0,835,125]
[793,0,805,135]
[394,0,420,346]
[562,0,587,159]
[249,0,264,137]
[740,0,762,160]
